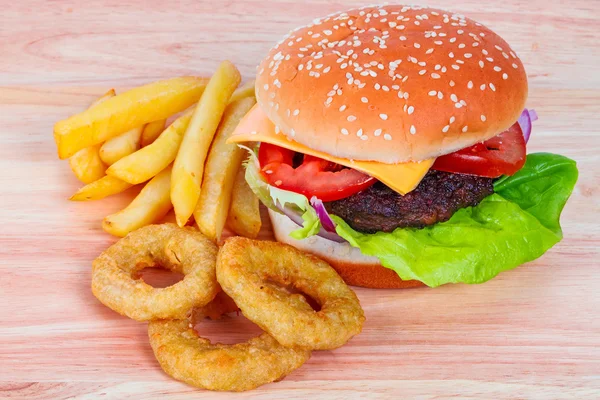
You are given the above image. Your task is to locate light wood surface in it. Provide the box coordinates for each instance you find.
[1,1,599,398]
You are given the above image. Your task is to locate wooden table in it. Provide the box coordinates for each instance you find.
[1,1,599,398]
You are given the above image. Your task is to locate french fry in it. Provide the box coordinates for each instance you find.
[99,126,144,166]
[105,109,194,184]
[193,97,256,242]
[70,175,133,201]
[226,167,262,239]
[102,165,173,237]
[228,80,256,104]
[141,119,167,147]
[171,61,241,227]
[68,89,115,183]
[54,76,209,159]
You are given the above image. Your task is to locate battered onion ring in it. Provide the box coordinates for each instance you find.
[148,318,311,392]
[92,224,218,321]
[192,288,240,321]
[216,237,365,350]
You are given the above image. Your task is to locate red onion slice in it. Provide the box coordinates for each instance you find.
[274,201,346,243]
[517,108,537,143]
[310,196,337,232]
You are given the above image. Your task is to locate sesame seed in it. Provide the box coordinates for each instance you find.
[339,105,347,112]
[464,53,472,58]
[455,103,462,108]
[428,90,437,96]
[489,83,496,91]
[480,84,486,90]
[414,43,421,48]
[502,73,508,80]
[374,129,382,137]
[361,97,368,103]
[479,60,485,68]
[360,135,368,141]
[379,113,388,120]
[449,116,456,123]
[419,69,427,75]
[512,63,519,69]
[481,114,487,121]
[293,109,300,116]
[356,128,363,137]
[449,80,455,87]
[442,125,450,133]
[384,133,392,140]
[426,48,434,54]
[431,73,441,79]
[437,91,443,99]
[449,52,454,58]
[451,64,460,70]
[450,94,458,102]
[410,125,416,134]
[263,84,269,90]
[467,80,473,89]
[407,106,415,114]
[494,66,502,72]
[347,115,357,122]
[462,126,468,132]
[341,128,349,135]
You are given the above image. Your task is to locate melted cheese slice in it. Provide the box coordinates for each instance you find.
[227,105,434,195]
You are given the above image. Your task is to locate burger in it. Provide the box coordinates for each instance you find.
[228,4,578,288]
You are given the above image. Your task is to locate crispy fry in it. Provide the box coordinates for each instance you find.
[69,144,107,184]
[228,80,256,104]
[99,126,144,166]
[70,175,133,201]
[54,76,208,159]
[141,119,167,147]
[226,167,261,239]
[105,110,194,184]
[194,97,256,242]
[102,165,174,237]
[68,90,115,183]
[171,61,241,227]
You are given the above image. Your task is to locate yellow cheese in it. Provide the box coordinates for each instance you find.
[227,105,434,195]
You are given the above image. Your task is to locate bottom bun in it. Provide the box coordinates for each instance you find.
[268,209,423,289]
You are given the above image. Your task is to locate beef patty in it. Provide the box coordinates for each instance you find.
[324,170,494,233]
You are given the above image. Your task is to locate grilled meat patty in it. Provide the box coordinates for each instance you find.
[324,170,494,233]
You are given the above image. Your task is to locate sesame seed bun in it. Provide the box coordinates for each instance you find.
[255,4,528,163]
[269,210,424,289]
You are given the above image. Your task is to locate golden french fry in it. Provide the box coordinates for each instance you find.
[226,166,262,239]
[99,126,143,166]
[228,80,255,104]
[171,61,241,226]
[141,119,167,147]
[54,76,209,159]
[194,97,256,241]
[102,165,173,237]
[68,90,116,183]
[70,175,133,201]
[105,110,194,185]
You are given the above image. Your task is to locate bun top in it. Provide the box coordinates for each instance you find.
[255,4,528,163]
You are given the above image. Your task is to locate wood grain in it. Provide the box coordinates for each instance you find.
[1,0,599,398]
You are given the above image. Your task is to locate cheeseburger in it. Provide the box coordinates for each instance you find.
[229,4,578,288]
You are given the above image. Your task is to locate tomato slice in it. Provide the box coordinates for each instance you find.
[258,143,377,201]
[432,122,526,178]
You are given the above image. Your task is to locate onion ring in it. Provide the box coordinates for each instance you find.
[92,224,219,321]
[216,237,365,350]
[148,318,311,392]
[192,288,240,321]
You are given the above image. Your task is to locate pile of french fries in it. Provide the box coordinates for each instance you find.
[54,61,261,242]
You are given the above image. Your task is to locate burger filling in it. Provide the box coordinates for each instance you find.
[324,171,494,233]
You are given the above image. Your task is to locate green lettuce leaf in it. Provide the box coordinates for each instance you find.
[333,153,578,287]
[243,146,321,239]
